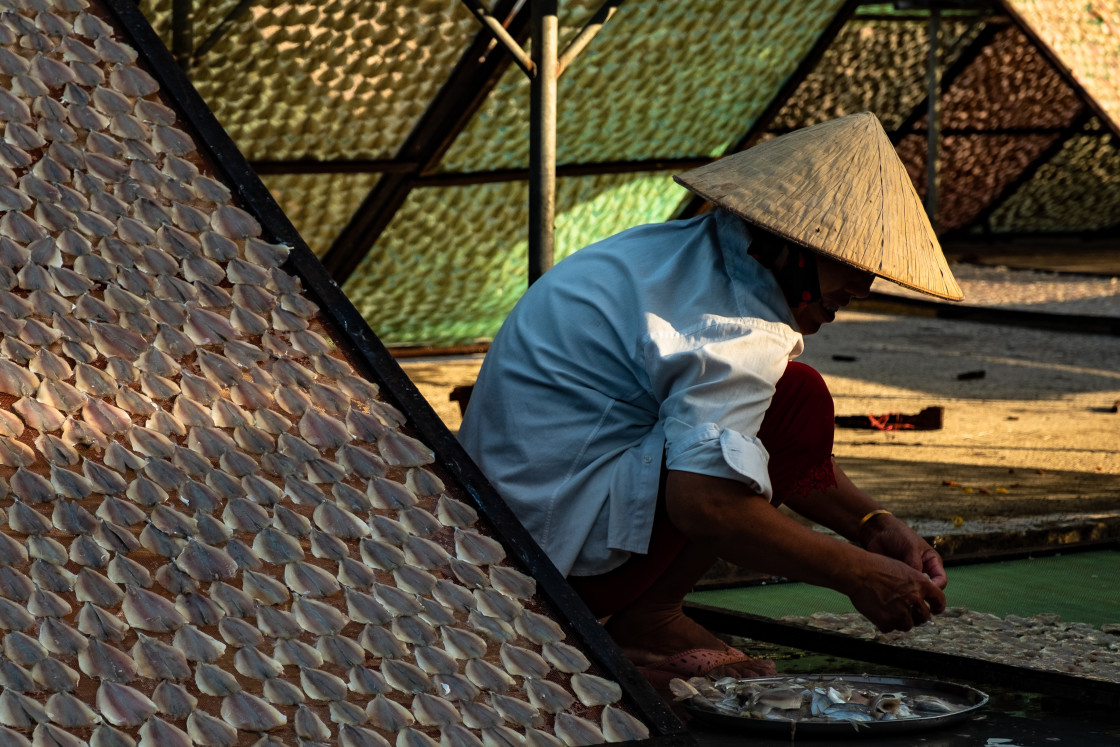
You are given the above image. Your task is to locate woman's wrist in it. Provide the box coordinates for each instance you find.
[856,508,894,546]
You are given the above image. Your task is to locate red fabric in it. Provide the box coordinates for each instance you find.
[570,361,835,618]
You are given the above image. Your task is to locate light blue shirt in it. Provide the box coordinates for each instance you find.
[458,211,804,577]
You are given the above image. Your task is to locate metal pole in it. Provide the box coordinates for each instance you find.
[528,0,558,284]
[926,7,940,231]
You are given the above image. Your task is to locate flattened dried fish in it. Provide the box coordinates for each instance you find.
[526,679,575,715]
[220,690,287,731]
[96,680,157,727]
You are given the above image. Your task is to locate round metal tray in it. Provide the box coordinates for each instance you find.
[683,674,989,738]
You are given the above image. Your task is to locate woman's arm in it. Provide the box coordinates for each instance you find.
[665,469,946,632]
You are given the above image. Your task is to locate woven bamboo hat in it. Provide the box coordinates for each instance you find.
[675,112,963,301]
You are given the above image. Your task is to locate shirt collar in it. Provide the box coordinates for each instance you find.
[714,210,801,330]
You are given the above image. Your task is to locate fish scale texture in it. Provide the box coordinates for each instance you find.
[0,1,647,745]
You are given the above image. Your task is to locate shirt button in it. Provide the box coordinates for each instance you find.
[642,455,652,464]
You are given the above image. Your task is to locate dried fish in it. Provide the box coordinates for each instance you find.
[252,526,304,564]
[152,680,198,719]
[526,679,575,715]
[368,478,418,512]
[189,427,238,461]
[220,690,287,731]
[123,585,187,632]
[186,711,238,746]
[33,657,80,694]
[97,679,158,727]
[466,610,514,644]
[490,694,541,730]
[570,673,622,707]
[457,706,514,740]
[554,713,605,747]
[380,430,435,467]
[463,660,514,695]
[600,707,654,743]
[455,530,507,567]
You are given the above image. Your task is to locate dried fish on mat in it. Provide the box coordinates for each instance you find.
[0,0,650,744]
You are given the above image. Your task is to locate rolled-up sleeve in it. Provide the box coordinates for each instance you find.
[646,318,799,501]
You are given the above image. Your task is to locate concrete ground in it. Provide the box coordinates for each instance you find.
[397,270,1120,561]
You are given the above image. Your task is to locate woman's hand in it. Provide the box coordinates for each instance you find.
[844,551,947,633]
[860,512,948,590]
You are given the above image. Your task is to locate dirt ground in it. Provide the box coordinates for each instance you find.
[397,308,1120,553]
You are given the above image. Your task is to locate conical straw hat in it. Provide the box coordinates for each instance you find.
[675,112,963,301]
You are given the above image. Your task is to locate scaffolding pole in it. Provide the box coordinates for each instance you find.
[926,7,941,231]
[528,0,558,284]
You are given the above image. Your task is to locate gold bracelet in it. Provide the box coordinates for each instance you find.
[858,509,893,528]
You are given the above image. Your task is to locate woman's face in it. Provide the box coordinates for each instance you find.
[793,254,875,334]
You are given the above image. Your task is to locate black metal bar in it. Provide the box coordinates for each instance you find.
[996,0,1120,140]
[528,0,558,284]
[193,0,255,61]
[675,0,860,220]
[170,0,192,69]
[321,0,531,284]
[413,157,710,187]
[100,0,690,739]
[249,159,420,176]
[683,603,1120,707]
[961,108,1093,231]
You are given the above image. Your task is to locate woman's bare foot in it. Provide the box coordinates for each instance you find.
[604,601,775,679]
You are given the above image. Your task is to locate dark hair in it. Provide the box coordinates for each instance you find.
[746,223,822,310]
